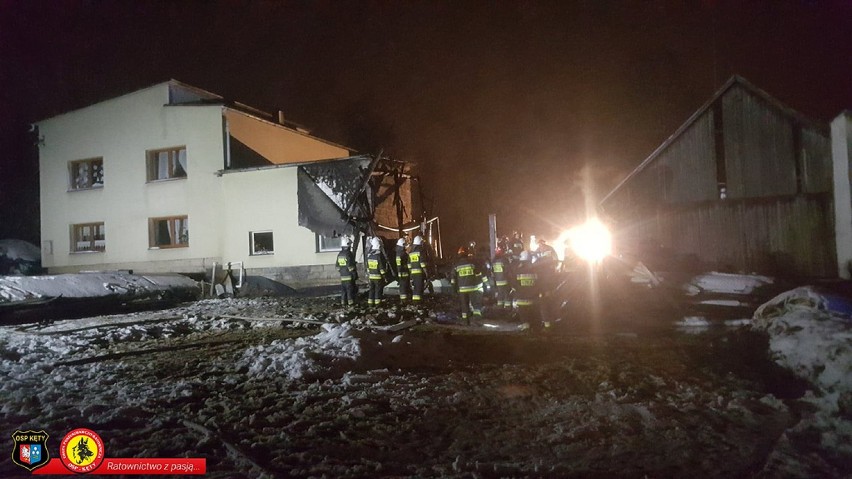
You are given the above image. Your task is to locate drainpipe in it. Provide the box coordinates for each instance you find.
[223,114,231,169]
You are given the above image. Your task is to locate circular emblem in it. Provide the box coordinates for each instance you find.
[60,428,105,473]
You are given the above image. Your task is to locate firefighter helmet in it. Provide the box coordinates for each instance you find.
[396,237,406,247]
[341,237,351,248]
[370,237,382,251]
[413,235,423,246]
[519,250,531,262]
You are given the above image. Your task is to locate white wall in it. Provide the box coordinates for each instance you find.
[219,167,339,268]
[38,83,226,272]
[832,112,852,279]
[38,81,354,279]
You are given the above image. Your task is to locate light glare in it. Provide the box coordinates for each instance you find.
[565,218,612,264]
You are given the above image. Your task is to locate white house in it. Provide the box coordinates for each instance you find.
[36,80,370,287]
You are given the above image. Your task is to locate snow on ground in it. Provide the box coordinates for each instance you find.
[0,292,850,477]
[752,286,852,467]
[0,272,199,302]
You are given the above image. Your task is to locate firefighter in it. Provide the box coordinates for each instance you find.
[452,245,485,325]
[336,236,358,306]
[533,236,559,328]
[512,250,545,332]
[395,237,410,301]
[533,236,559,270]
[408,235,428,303]
[491,245,511,310]
[509,231,525,263]
[366,237,388,306]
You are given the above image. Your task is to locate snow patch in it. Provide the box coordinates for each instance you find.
[683,272,773,296]
[237,323,361,380]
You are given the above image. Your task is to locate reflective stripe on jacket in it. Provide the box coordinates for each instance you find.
[367,251,387,281]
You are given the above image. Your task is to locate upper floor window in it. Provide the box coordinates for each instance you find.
[149,216,188,248]
[147,147,187,182]
[69,158,104,190]
[317,234,343,253]
[71,222,105,252]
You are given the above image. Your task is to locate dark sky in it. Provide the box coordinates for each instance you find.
[2,1,851,248]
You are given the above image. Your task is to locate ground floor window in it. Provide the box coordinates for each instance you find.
[149,216,188,248]
[317,234,343,252]
[250,231,274,255]
[71,222,105,252]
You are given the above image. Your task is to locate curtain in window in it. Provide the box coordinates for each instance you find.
[175,149,187,177]
[157,152,169,179]
[177,218,188,244]
[156,220,171,246]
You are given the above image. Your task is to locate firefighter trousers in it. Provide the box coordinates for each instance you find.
[411,273,425,302]
[495,284,510,308]
[398,273,411,300]
[458,290,483,322]
[340,278,357,305]
[368,280,384,305]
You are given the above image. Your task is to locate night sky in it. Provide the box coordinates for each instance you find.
[1,1,851,250]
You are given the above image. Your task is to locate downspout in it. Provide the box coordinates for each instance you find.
[223,112,231,169]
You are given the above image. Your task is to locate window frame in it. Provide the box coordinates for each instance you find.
[249,231,275,256]
[146,146,187,182]
[316,234,343,253]
[70,222,106,253]
[68,157,104,191]
[148,215,189,249]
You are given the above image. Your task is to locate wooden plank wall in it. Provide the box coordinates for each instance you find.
[615,194,836,278]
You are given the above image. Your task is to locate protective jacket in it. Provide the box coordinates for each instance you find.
[337,248,357,281]
[408,244,428,277]
[491,255,510,287]
[535,243,558,268]
[367,250,387,281]
[395,245,410,278]
[512,262,540,306]
[452,256,484,293]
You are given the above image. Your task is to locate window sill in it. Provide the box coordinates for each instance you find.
[146,177,187,184]
[70,250,105,254]
[67,186,104,192]
[250,252,275,256]
[148,245,189,250]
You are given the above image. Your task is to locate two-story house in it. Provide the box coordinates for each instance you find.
[35,80,378,287]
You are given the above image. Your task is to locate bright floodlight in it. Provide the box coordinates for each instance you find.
[566,218,612,264]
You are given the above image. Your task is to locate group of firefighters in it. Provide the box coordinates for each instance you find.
[336,234,433,307]
[450,232,563,331]
[336,231,567,332]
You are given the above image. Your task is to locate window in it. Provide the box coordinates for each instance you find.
[149,216,188,248]
[317,234,343,252]
[69,158,104,190]
[71,223,105,252]
[146,147,187,181]
[250,231,274,255]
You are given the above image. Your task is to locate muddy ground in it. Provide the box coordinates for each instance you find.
[0,291,847,478]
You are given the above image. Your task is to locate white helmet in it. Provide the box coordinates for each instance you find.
[341,237,351,248]
[396,237,406,247]
[370,237,382,250]
[519,250,531,262]
[413,235,423,246]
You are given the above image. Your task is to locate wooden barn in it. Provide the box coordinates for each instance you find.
[600,76,835,278]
